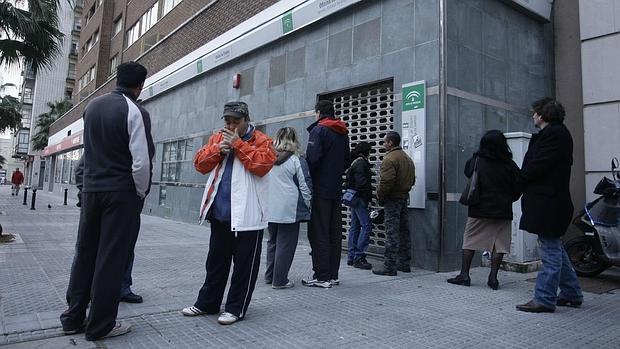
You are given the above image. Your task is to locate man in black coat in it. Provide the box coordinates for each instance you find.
[302,100,350,288]
[516,98,583,313]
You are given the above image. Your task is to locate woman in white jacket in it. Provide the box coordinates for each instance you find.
[265,127,312,289]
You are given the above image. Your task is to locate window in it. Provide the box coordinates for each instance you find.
[78,65,96,92]
[85,5,95,25]
[89,65,96,82]
[126,23,140,47]
[109,54,118,75]
[125,3,159,48]
[113,17,122,36]
[54,156,62,183]
[69,149,82,185]
[70,40,78,56]
[61,152,71,184]
[93,29,99,44]
[161,138,193,182]
[23,87,33,100]
[159,185,167,206]
[73,17,81,31]
[68,62,76,79]
[162,0,182,17]
[44,159,50,182]
[140,3,158,35]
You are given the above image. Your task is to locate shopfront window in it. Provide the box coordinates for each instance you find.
[54,156,61,183]
[161,138,193,182]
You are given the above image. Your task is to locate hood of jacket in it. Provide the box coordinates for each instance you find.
[275,151,294,165]
[307,117,348,135]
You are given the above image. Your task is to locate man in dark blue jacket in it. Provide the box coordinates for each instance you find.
[302,100,350,288]
[60,62,154,340]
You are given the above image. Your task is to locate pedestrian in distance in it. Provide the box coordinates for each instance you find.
[60,62,154,341]
[182,101,276,325]
[11,168,24,196]
[345,141,374,270]
[302,100,350,288]
[447,130,521,290]
[516,98,583,313]
[373,131,415,276]
[265,127,312,289]
[75,156,144,304]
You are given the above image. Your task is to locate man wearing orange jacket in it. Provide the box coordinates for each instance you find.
[182,101,276,326]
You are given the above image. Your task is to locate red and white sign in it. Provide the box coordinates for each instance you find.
[42,131,84,157]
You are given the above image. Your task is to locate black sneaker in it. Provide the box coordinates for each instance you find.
[354,259,372,270]
[447,275,471,286]
[398,265,411,273]
[120,292,143,303]
[372,267,396,276]
[347,260,354,266]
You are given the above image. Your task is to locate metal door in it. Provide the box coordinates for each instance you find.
[320,80,394,256]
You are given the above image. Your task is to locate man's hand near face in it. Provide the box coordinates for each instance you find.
[222,128,240,145]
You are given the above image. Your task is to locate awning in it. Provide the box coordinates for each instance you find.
[42,131,83,156]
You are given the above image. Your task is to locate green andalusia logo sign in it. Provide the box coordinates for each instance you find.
[402,83,425,111]
[282,12,294,34]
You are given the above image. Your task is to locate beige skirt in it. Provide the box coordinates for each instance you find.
[462,217,512,254]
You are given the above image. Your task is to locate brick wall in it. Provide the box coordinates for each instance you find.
[51,0,278,135]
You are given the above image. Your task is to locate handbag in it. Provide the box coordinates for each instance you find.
[459,157,480,206]
[342,189,358,207]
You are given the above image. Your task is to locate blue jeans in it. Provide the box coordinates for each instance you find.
[534,236,583,309]
[120,252,135,297]
[347,198,372,262]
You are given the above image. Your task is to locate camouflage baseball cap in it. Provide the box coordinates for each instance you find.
[222,101,249,119]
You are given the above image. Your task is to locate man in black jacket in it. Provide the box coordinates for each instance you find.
[302,100,350,288]
[60,62,155,340]
[516,98,583,313]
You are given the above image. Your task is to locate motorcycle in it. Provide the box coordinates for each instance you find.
[565,158,620,276]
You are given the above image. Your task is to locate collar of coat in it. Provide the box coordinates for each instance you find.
[387,146,403,154]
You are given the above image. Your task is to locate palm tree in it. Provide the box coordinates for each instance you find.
[30,99,71,151]
[0,0,64,74]
[0,93,21,132]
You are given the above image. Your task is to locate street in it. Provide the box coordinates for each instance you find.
[0,186,618,348]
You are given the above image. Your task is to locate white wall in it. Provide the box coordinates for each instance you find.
[579,0,620,201]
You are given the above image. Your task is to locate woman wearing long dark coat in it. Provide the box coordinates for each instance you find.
[448,130,521,290]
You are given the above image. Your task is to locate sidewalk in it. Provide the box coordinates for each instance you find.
[0,185,618,348]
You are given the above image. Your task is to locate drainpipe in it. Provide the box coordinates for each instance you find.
[437,0,448,272]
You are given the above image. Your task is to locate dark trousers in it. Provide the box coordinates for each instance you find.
[194,220,263,318]
[60,192,142,341]
[120,253,135,297]
[383,199,411,271]
[265,222,300,287]
[308,197,342,281]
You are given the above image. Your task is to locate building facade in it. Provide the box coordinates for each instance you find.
[578,0,620,201]
[46,0,565,271]
[11,0,82,188]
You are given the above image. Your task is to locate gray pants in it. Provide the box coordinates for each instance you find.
[383,199,411,271]
[265,222,300,287]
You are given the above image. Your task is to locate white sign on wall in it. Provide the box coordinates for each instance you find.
[401,80,426,209]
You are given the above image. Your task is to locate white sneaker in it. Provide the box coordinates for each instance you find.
[217,312,239,325]
[181,306,208,316]
[330,279,340,286]
[101,321,132,339]
[272,281,294,289]
[301,278,332,288]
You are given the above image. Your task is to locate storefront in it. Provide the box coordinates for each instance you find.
[46,0,555,271]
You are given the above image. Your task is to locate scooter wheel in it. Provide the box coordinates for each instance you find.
[565,237,610,277]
